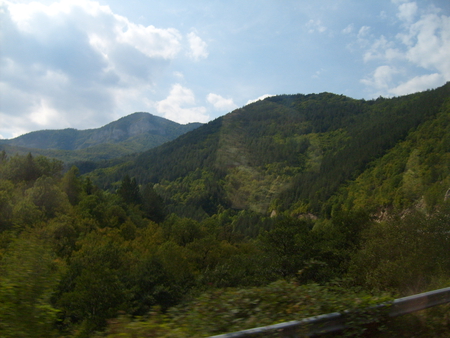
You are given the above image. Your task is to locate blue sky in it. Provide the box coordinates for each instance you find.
[1,0,449,139]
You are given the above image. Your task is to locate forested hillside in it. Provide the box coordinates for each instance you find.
[1,153,449,337]
[1,84,450,337]
[90,83,450,219]
[0,113,202,163]
[328,97,450,215]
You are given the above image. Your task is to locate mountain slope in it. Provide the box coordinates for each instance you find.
[0,113,202,162]
[327,96,450,215]
[88,83,450,218]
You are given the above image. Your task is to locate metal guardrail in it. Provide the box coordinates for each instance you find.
[209,286,450,338]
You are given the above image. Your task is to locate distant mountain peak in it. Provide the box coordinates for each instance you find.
[0,113,203,162]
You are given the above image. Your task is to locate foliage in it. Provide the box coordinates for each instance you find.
[329,97,450,214]
[348,206,450,294]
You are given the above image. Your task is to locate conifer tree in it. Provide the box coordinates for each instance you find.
[117,175,141,205]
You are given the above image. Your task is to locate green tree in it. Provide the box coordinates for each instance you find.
[117,175,141,206]
[61,166,83,205]
[0,180,14,231]
[259,218,312,278]
[154,241,196,308]
[163,215,202,246]
[58,264,127,335]
[56,229,129,334]
[349,207,450,293]
[26,176,70,218]
[141,183,166,223]
[0,153,63,184]
[12,199,44,229]
[0,150,7,164]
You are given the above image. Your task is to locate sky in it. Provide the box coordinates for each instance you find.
[1,0,449,139]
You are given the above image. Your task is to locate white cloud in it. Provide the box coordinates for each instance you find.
[0,112,30,139]
[356,26,372,47]
[207,93,237,111]
[363,36,403,62]
[358,26,371,39]
[29,98,63,126]
[156,84,209,124]
[306,19,327,34]
[342,24,354,34]
[389,73,444,96]
[397,2,418,23]
[246,94,273,105]
[187,32,208,61]
[404,13,450,78]
[360,1,450,97]
[117,23,182,59]
[173,71,184,79]
[361,65,398,91]
[0,0,205,138]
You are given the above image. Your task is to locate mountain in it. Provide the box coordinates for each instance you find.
[0,113,202,162]
[327,94,450,215]
[88,83,450,219]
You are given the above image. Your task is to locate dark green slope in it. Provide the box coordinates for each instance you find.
[278,84,450,214]
[327,95,450,215]
[0,113,202,162]
[90,83,450,218]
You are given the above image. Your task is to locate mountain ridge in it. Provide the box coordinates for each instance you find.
[0,112,203,162]
[0,112,203,150]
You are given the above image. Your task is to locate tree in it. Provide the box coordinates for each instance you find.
[12,199,44,229]
[58,265,127,334]
[26,176,70,218]
[349,207,450,293]
[83,177,94,195]
[117,175,141,206]
[0,180,14,231]
[141,183,166,223]
[56,230,129,334]
[0,150,7,164]
[259,218,312,278]
[61,166,82,206]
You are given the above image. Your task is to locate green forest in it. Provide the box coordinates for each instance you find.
[1,83,450,337]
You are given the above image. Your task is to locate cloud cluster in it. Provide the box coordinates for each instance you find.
[207,93,237,111]
[0,0,209,138]
[156,84,209,124]
[360,1,450,96]
[187,32,209,61]
[245,94,274,106]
